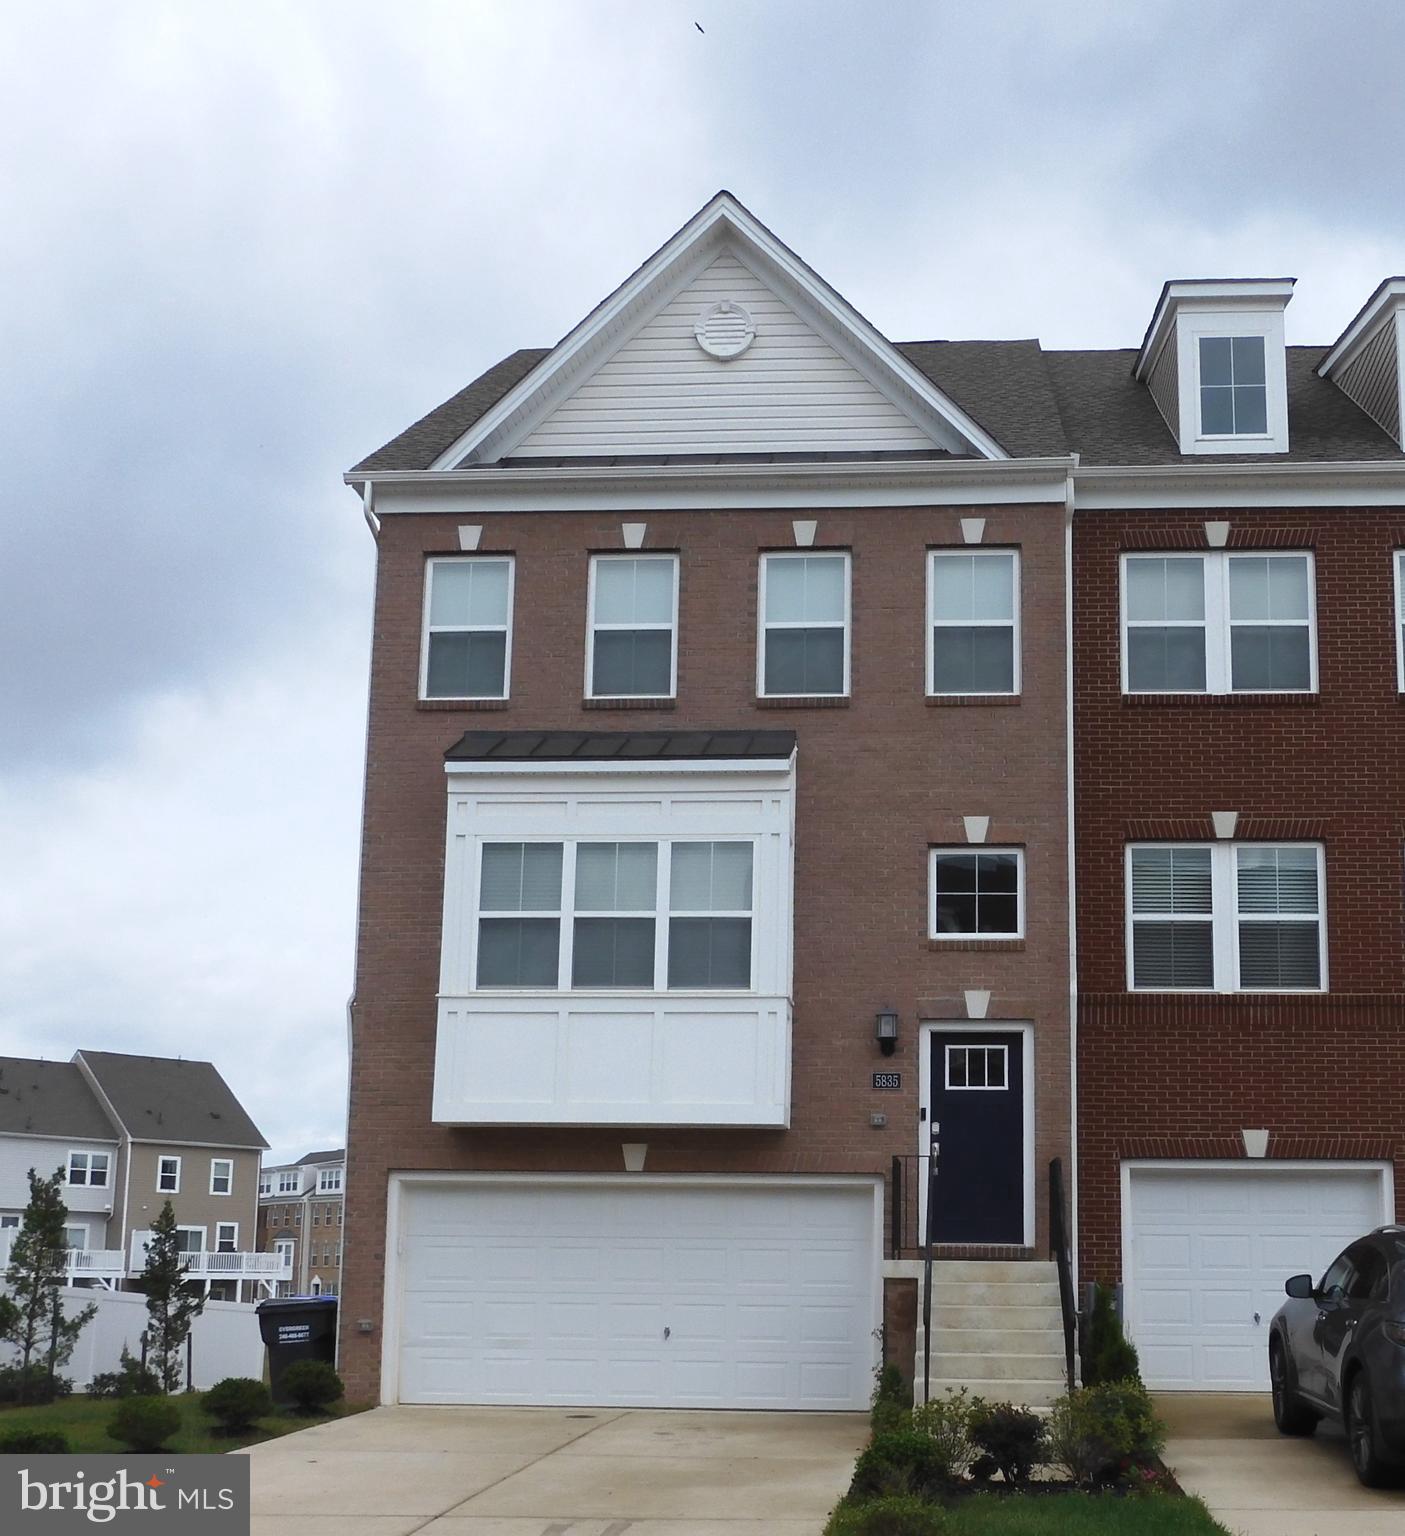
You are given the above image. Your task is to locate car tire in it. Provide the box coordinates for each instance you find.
[1346,1370,1400,1488]
[1270,1338,1319,1437]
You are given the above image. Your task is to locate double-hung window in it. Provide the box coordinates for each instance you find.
[276,1170,298,1195]
[758,552,849,697]
[210,1159,233,1196]
[318,1167,343,1193]
[587,555,678,698]
[1198,335,1268,437]
[1127,842,1325,991]
[420,556,514,700]
[928,550,1019,695]
[474,839,754,990]
[1122,552,1315,694]
[258,1174,272,1196]
[67,1151,109,1188]
[1394,552,1405,692]
[157,1156,181,1194]
[929,848,1023,938]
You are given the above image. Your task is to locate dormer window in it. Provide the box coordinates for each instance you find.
[1198,336,1267,436]
[1134,279,1293,455]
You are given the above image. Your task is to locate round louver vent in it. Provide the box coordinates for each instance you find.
[694,300,756,360]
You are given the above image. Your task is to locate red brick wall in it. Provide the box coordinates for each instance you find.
[340,502,1072,1400]
[1074,507,1405,1284]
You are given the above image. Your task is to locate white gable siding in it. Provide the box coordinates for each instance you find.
[513,252,936,458]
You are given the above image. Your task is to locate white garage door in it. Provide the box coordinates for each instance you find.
[1126,1164,1387,1390]
[395,1179,878,1408]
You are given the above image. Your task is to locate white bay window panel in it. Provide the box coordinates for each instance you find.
[1122,552,1315,695]
[421,557,513,700]
[759,552,849,697]
[927,551,1020,696]
[437,761,795,1127]
[587,555,678,699]
[1127,843,1325,992]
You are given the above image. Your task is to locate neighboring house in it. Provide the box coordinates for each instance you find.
[256,1148,344,1296]
[0,1051,288,1301]
[338,190,1405,1409]
[1071,277,1405,1391]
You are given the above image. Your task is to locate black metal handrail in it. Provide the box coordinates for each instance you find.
[1049,1156,1078,1393]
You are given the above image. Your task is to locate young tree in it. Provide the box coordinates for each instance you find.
[0,1167,98,1402]
[133,1200,205,1391]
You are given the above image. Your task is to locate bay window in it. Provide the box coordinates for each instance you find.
[474,839,754,990]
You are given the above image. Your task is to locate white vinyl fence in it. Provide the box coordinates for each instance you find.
[8,1287,265,1390]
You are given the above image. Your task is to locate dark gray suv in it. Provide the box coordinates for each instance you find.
[1269,1226,1405,1486]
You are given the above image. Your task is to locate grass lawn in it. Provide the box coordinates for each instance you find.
[0,1394,369,1454]
[942,1492,1230,1535]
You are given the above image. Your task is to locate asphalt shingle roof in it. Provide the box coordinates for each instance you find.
[350,340,1401,474]
[77,1051,268,1150]
[0,1059,115,1143]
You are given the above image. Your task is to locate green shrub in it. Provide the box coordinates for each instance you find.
[1046,1379,1165,1487]
[824,1495,947,1536]
[278,1360,344,1414]
[108,1395,182,1452]
[0,1364,73,1404]
[969,1400,1046,1485]
[848,1427,955,1501]
[1083,1283,1141,1386]
[202,1376,273,1432]
[909,1388,979,1481]
[0,1429,72,1453]
[89,1346,161,1399]
[871,1361,912,1433]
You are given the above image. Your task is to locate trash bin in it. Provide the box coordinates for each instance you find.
[256,1296,338,1406]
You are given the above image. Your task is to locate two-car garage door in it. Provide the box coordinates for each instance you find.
[1125,1164,1389,1390]
[393,1179,878,1408]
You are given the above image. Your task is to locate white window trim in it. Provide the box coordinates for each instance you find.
[928,846,1025,940]
[1119,550,1318,696]
[1193,331,1272,443]
[277,1171,299,1194]
[66,1150,110,1189]
[1177,309,1290,455]
[584,553,679,701]
[318,1168,343,1193]
[419,555,515,702]
[258,1175,272,1196]
[925,548,1021,697]
[1394,551,1405,694]
[157,1156,181,1194]
[1124,841,1327,994]
[62,1222,89,1251]
[176,1225,206,1253]
[943,1042,1010,1091]
[215,1221,239,1252]
[756,550,852,699]
[473,837,758,994]
[210,1158,233,1196]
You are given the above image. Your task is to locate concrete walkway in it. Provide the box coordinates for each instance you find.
[241,1405,868,1536]
[1159,1392,1405,1535]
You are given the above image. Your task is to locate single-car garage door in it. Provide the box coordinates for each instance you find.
[393,1178,878,1408]
[1126,1163,1389,1390]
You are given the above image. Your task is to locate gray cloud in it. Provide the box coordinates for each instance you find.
[2,0,1402,1155]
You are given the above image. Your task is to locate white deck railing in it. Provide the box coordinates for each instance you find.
[126,1235,293,1280]
[0,1231,126,1279]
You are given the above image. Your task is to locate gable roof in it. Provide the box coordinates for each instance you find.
[0,1058,116,1143]
[76,1051,267,1150]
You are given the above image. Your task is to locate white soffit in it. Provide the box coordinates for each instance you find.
[430,191,1008,467]
[1318,277,1405,378]
[1133,278,1296,381]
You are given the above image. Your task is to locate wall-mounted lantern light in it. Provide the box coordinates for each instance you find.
[875,1009,899,1056]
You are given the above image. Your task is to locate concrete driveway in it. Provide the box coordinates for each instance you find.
[241,1405,868,1536]
[1159,1393,1405,1535]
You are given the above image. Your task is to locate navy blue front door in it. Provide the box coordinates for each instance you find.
[929,1031,1025,1244]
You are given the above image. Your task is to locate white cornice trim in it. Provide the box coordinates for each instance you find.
[1318,279,1405,377]
[350,456,1074,513]
[1134,278,1296,380]
[1074,458,1405,509]
[424,192,1009,468]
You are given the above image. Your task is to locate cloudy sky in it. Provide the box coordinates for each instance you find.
[2,0,1402,1163]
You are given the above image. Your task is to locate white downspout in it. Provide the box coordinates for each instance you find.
[1065,455,1081,1303]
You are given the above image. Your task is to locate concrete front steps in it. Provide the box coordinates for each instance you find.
[911,1259,1069,1408]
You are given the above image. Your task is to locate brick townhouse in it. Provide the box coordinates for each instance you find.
[339,192,1405,1407]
